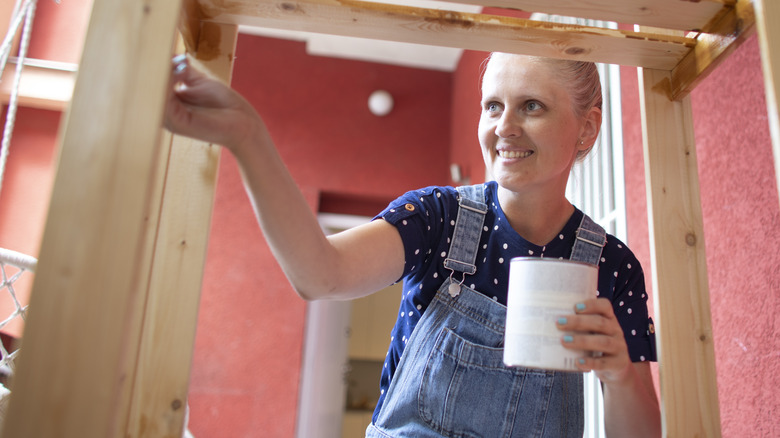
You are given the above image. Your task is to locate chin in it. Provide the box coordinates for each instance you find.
[495,172,535,191]
[492,174,518,190]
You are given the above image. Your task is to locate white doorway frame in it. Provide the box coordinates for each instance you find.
[295,214,371,438]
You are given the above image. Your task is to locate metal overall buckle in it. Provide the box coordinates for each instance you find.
[447,270,467,298]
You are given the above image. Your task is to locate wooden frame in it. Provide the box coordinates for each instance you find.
[2,0,777,437]
[639,68,720,437]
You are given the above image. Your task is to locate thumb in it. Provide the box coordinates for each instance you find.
[171,56,230,108]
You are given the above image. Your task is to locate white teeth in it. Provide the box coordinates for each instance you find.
[498,150,533,159]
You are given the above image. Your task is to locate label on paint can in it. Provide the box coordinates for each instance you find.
[504,258,598,371]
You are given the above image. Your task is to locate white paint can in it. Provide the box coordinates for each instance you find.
[504,257,598,371]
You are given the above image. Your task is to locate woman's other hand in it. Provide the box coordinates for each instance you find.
[556,298,632,383]
[557,298,661,436]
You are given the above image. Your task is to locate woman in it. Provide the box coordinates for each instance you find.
[165,52,661,437]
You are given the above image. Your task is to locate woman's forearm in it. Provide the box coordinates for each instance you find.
[229,124,344,299]
[602,362,662,438]
[228,124,403,301]
[166,58,403,301]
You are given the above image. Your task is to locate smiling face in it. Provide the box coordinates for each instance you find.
[478,54,600,199]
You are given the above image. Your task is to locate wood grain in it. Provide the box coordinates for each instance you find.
[196,0,694,69]
[1,0,182,436]
[670,0,756,100]
[179,0,204,53]
[123,23,237,438]
[639,68,722,438]
[435,0,729,32]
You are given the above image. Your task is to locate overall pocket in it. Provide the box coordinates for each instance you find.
[417,326,556,438]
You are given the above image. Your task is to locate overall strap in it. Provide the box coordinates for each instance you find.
[443,184,488,280]
[570,214,607,266]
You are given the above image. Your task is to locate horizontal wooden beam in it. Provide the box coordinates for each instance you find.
[436,0,729,32]
[195,0,694,69]
[0,60,76,111]
[669,0,756,100]
[179,0,203,53]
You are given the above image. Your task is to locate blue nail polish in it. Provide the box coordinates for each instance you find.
[558,317,568,325]
[563,335,574,343]
[174,62,187,74]
[575,303,586,312]
[172,54,187,64]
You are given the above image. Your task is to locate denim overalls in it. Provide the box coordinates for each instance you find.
[367,184,606,438]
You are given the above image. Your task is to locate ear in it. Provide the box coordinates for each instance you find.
[577,106,602,153]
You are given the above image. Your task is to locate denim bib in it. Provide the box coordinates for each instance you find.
[367,185,605,438]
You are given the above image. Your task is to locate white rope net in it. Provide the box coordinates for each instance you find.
[0,249,35,422]
[0,0,40,433]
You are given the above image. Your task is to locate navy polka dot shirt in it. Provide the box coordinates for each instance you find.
[371,181,657,421]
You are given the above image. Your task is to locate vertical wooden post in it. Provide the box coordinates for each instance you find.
[638,69,721,437]
[753,0,780,206]
[125,22,238,438]
[1,0,182,436]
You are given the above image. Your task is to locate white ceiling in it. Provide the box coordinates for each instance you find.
[238,0,482,72]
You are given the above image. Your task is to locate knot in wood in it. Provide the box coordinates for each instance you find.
[280,2,300,13]
[565,47,587,55]
[685,232,697,247]
[426,10,473,28]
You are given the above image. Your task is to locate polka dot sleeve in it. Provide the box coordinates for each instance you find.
[602,242,658,363]
[373,186,455,282]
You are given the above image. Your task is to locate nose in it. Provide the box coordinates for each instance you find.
[495,110,521,138]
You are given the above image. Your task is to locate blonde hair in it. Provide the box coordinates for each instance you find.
[548,58,602,117]
[548,58,602,160]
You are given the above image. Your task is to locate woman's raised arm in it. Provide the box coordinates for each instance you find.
[165,56,405,300]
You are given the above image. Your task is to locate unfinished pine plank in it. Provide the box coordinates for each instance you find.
[124,22,238,438]
[754,0,780,206]
[0,0,183,436]
[194,0,693,70]
[0,61,76,111]
[436,0,729,32]
[669,0,756,100]
[639,68,721,438]
[179,0,204,54]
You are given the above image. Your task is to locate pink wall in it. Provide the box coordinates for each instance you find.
[0,0,88,261]
[621,35,780,437]
[233,37,452,197]
[450,49,488,184]
[26,0,90,63]
[0,107,59,337]
[188,35,453,437]
[0,0,85,259]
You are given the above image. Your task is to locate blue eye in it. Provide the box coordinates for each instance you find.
[486,102,501,113]
[526,101,543,111]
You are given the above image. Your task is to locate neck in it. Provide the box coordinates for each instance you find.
[497,186,574,246]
